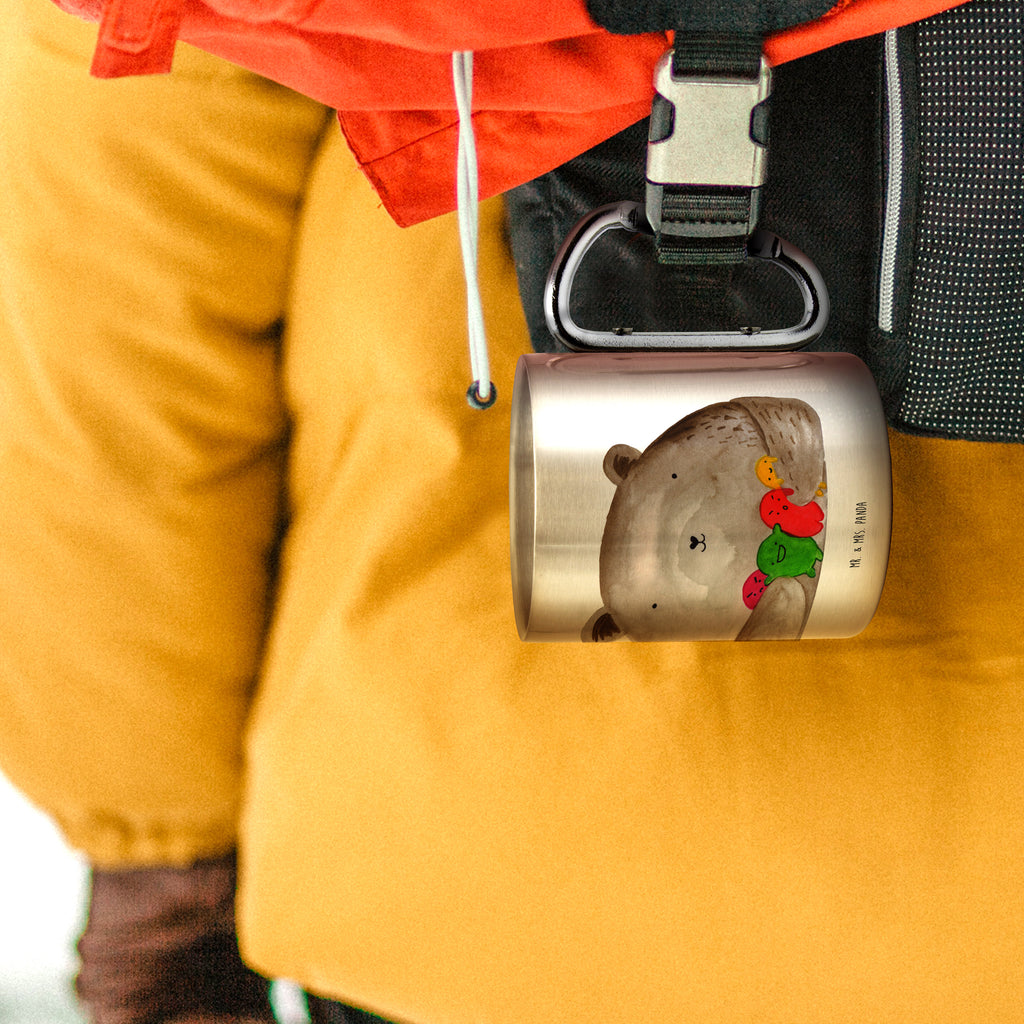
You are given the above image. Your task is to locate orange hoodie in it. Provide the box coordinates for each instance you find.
[54,0,974,224]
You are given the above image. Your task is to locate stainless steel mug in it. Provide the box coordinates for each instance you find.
[510,351,891,642]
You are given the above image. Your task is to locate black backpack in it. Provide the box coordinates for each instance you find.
[506,0,1024,444]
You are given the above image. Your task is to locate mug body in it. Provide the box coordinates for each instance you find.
[510,351,891,642]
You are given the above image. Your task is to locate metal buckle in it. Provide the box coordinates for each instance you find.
[646,49,772,238]
[543,201,829,352]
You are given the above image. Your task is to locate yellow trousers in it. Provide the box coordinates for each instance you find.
[2,2,1024,1022]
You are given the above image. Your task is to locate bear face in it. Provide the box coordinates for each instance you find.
[583,397,825,642]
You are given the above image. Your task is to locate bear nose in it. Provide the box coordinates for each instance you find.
[689,534,707,552]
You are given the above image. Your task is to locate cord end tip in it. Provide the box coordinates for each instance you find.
[467,381,497,410]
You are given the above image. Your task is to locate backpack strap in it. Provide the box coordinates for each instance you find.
[584,2,835,264]
[582,0,838,36]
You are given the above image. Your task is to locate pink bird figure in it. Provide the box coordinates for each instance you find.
[742,570,769,610]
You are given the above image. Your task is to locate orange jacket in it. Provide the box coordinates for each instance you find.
[57,0,973,225]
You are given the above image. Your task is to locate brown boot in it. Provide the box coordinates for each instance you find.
[75,851,275,1024]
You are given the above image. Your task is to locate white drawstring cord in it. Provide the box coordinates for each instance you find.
[452,51,496,409]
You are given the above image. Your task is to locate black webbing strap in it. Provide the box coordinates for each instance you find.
[582,0,836,36]
[671,31,762,78]
[655,188,754,265]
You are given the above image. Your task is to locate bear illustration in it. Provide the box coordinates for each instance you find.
[583,397,826,642]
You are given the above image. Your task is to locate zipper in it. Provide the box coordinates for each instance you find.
[878,27,904,335]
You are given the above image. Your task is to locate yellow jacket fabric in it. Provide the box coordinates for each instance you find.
[1,2,1022,1022]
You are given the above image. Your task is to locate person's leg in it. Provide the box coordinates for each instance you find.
[0,1,333,1020]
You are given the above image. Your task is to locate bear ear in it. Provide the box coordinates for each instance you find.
[582,608,625,642]
[603,444,641,486]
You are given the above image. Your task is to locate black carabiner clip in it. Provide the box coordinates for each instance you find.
[543,201,829,352]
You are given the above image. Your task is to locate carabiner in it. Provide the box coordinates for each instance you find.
[543,201,829,352]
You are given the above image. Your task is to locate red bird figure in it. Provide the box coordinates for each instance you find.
[759,488,824,537]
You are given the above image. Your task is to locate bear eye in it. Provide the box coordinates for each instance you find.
[651,603,658,609]
[671,473,677,479]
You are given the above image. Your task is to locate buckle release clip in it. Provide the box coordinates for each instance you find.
[646,48,772,256]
